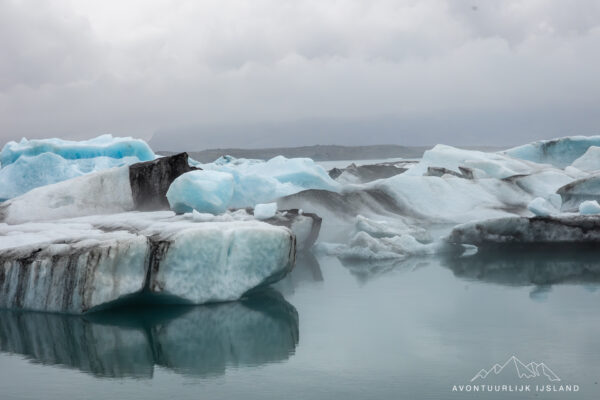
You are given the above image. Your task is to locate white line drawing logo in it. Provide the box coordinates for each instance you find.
[471,356,561,382]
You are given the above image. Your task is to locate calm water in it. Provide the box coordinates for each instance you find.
[0,251,599,399]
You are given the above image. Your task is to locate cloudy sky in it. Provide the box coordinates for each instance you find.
[1,0,599,150]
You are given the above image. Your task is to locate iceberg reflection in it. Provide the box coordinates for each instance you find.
[443,250,600,287]
[0,290,298,379]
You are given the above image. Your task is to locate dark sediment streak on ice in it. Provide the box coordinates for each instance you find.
[129,152,198,211]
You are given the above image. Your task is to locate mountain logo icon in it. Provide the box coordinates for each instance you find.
[470,356,561,382]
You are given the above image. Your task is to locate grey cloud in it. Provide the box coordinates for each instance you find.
[0,0,599,148]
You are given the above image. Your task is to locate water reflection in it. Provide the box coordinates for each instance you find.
[339,257,429,283]
[274,252,323,294]
[0,289,298,379]
[444,250,600,286]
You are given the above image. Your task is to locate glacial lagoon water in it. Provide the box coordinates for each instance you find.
[0,252,599,400]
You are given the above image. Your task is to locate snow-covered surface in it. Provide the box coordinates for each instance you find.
[0,135,155,199]
[254,203,278,219]
[166,170,234,214]
[0,211,295,312]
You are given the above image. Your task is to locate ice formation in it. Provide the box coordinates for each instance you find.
[0,134,155,166]
[504,135,600,168]
[254,203,278,220]
[0,212,296,313]
[447,215,600,250]
[0,135,156,199]
[571,146,600,172]
[527,196,560,217]
[579,200,600,215]
[166,170,235,214]
[195,155,340,209]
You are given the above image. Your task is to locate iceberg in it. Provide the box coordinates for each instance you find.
[0,212,296,313]
[0,134,155,166]
[406,144,536,179]
[504,135,600,168]
[0,135,156,199]
[196,155,340,209]
[446,215,600,252]
[1,153,197,224]
[0,152,141,200]
[166,170,235,214]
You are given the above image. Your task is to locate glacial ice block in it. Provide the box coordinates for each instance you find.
[0,231,149,313]
[0,134,155,166]
[447,215,600,251]
[197,155,340,208]
[0,135,156,199]
[504,135,600,168]
[0,166,136,224]
[166,170,234,214]
[0,213,296,313]
[1,153,198,224]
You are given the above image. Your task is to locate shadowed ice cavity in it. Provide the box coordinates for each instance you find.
[442,250,600,300]
[0,289,298,379]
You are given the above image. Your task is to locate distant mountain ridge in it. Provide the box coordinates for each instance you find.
[158,144,504,163]
[471,356,561,382]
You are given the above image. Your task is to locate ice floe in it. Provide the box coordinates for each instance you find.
[0,212,296,313]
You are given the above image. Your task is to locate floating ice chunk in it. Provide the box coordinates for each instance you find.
[447,215,600,250]
[0,212,296,313]
[406,144,535,179]
[317,231,444,261]
[0,135,156,199]
[199,155,339,208]
[527,197,559,217]
[504,135,600,168]
[166,170,234,214]
[0,134,155,166]
[579,200,600,215]
[254,203,278,220]
[571,146,600,172]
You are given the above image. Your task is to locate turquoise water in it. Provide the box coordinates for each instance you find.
[0,252,599,399]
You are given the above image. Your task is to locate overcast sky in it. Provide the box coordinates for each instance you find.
[1,0,599,150]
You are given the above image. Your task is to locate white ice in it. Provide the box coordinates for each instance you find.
[254,203,278,220]
[579,200,600,215]
[0,212,295,312]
